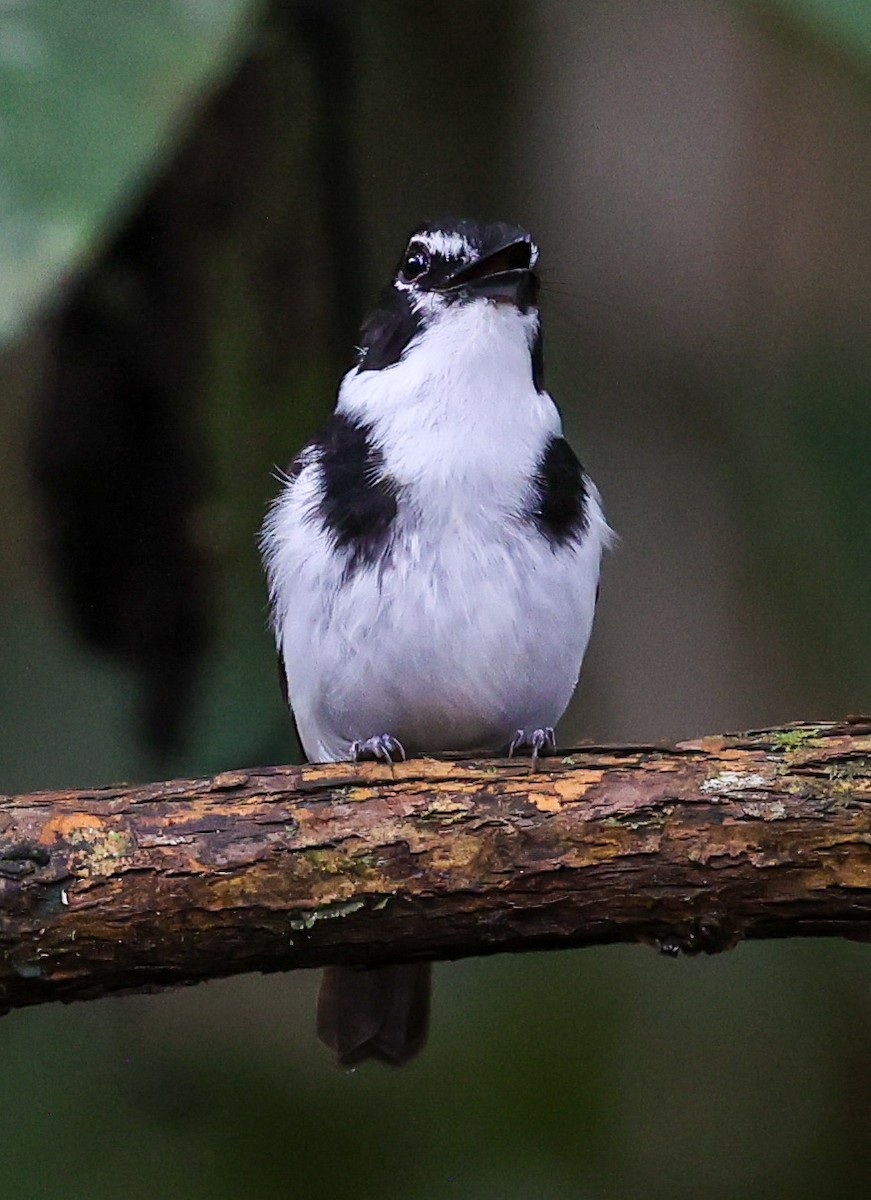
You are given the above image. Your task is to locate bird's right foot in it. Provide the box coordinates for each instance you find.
[351,734,406,765]
[508,726,556,771]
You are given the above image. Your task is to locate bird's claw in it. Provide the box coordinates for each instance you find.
[351,734,406,765]
[508,726,556,771]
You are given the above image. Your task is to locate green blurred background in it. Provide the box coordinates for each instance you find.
[1,2,870,1197]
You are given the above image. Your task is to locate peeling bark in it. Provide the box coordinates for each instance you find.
[1,722,870,1014]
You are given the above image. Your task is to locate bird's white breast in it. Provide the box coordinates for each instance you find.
[264,300,609,761]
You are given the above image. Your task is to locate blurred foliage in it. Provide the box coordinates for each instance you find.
[4,943,871,1200]
[754,0,871,69]
[726,348,871,710]
[0,0,256,341]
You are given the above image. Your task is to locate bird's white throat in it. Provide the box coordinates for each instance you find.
[339,300,556,486]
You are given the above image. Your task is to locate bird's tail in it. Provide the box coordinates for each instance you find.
[317,963,431,1067]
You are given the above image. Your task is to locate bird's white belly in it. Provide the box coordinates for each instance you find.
[282,515,599,761]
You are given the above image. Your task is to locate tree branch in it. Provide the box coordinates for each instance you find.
[2,721,870,1014]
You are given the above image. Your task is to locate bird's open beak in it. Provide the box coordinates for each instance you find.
[438,237,539,308]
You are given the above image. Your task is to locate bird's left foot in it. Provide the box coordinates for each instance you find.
[508,726,556,772]
[351,734,406,765]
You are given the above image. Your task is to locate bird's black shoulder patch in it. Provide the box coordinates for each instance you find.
[356,286,421,372]
[316,413,399,570]
[531,435,587,545]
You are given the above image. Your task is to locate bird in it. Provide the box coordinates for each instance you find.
[260,218,611,1067]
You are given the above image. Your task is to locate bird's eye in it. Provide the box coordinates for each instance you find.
[400,244,430,282]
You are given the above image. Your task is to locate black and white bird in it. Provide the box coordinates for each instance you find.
[261,218,611,1067]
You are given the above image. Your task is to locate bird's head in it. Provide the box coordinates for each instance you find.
[356,219,541,375]
[393,220,539,310]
